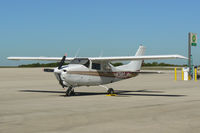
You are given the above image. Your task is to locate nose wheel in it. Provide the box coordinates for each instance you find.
[65,86,75,96]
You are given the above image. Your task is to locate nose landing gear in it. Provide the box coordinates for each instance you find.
[65,86,75,96]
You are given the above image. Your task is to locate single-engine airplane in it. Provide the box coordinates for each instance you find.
[8,46,187,96]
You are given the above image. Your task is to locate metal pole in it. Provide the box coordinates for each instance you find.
[174,67,177,81]
[182,68,184,80]
[195,68,197,81]
[188,33,191,79]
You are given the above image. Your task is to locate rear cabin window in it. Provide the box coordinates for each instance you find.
[92,63,101,70]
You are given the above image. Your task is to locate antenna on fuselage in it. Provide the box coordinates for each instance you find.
[99,50,104,57]
[75,48,80,57]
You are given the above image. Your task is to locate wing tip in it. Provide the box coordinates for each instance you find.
[7,57,16,60]
[176,55,188,59]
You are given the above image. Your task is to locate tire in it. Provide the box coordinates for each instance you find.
[107,88,114,94]
[66,89,70,96]
[66,88,74,96]
[70,90,75,96]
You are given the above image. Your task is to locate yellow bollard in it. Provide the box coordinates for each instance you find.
[182,68,184,80]
[195,68,197,81]
[174,67,177,81]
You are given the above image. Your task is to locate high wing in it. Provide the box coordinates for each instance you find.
[7,55,187,61]
[7,57,74,61]
[89,55,187,61]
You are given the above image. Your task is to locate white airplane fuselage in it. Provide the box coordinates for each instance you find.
[54,64,138,87]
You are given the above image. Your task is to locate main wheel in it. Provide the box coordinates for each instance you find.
[107,88,114,94]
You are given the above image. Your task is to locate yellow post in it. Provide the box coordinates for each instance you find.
[174,67,177,81]
[182,68,184,80]
[195,68,197,81]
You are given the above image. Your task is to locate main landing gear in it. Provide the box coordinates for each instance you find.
[99,85,115,95]
[65,86,75,96]
[107,88,114,95]
[65,86,116,97]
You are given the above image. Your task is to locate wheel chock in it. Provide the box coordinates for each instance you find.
[106,94,117,96]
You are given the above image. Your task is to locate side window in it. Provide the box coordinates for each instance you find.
[83,60,90,68]
[92,63,101,70]
[103,64,111,71]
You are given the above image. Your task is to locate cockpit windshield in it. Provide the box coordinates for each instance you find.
[69,58,90,68]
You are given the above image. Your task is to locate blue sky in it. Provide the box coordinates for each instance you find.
[1,0,200,66]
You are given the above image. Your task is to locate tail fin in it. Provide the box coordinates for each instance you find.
[116,45,145,71]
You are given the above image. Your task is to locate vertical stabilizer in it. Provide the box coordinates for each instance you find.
[116,45,145,71]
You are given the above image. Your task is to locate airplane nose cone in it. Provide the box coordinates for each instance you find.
[54,68,62,81]
[54,68,62,74]
[53,67,69,87]
[54,67,68,81]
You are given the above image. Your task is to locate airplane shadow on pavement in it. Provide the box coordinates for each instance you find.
[19,89,186,97]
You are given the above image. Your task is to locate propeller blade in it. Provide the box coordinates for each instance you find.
[44,68,54,72]
[58,54,67,69]
[58,73,65,88]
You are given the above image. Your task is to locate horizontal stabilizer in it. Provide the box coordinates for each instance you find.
[137,70,163,74]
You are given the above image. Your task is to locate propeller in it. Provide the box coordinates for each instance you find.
[43,54,67,88]
[58,54,67,70]
[44,68,54,72]
[44,54,67,72]
[58,73,65,88]
[57,54,67,88]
